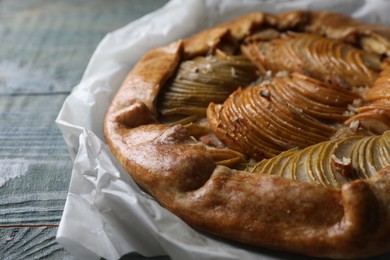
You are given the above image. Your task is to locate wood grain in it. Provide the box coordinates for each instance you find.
[0,227,70,259]
[0,0,170,95]
[0,0,169,259]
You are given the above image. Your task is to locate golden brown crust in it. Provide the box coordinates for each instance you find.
[108,41,183,116]
[104,10,390,258]
[182,12,275,58]
[302,11,390,55]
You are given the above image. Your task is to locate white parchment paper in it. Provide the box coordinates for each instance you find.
[56,0,390,259]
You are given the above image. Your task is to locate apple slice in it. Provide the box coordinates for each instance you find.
[158,53,258,119]
[365,135,381,176]
[241,33,380,88]
[250,132,390,189]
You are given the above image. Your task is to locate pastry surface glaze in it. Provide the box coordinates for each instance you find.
[104,10,390,258]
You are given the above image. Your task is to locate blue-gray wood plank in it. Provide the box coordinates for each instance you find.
[0,0,169,259]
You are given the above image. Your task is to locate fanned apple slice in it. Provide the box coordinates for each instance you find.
[269,82,337,137]
[239,85,323,150]
[227,88,286,150]
[350,136,369,180]
[290,73,358,106]
[365,135,381,176]
[207,103,248,153]
[264,149,298,179]
[158,52,258,119]
[251,132,390,189]
[248,85,327,146]
[371,135,384,168]
[206,146,246,167]
[346,110,390,134]
[240,87,296,148]
[206,72,360,160]
[219,88,285,157]
[330,136,363,183]
[270,81,336,133]
[251,148,298,175]
[310,142,333,187]
[358,137,373,178]
[365,65,390,101]
[241,32,381,88]
[275,76,351,121]
[346,65,390,133]
[286,73,359,119]
[304,145,320,185]
[312,140,336,187]
[320,139,343,188]
[378,131,390,165]
[208,85,328,159]
[290,146,312,183]
[366,88,390,101]
[358,102,390,112]
[214,88,284,158]
[208,102,282,159]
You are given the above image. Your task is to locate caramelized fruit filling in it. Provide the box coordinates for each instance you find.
[157,32,390,189]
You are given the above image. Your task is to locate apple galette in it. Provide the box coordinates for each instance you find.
[104,10,390,258]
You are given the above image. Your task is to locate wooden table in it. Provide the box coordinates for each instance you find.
[0,0,168,258]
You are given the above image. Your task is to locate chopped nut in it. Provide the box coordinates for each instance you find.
[231,67,237,78]
[287,103,303,115]
[353,86,370,97]
[192,67,200,73]
[330,126,356,140]
[330,75,350,89]
[206,55,218,62]
[331,154,352,177]
[349,120,360,133]
[352,98,363,107]
[265,70,272,78]
[347,104,358,113]
[343,110,354,117]
[205,63,213,72]
[259,88,271,98]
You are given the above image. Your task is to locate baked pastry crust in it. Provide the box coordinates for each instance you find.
[104,10,390,258]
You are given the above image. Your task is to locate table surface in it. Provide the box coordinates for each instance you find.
[0,0,168,259]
